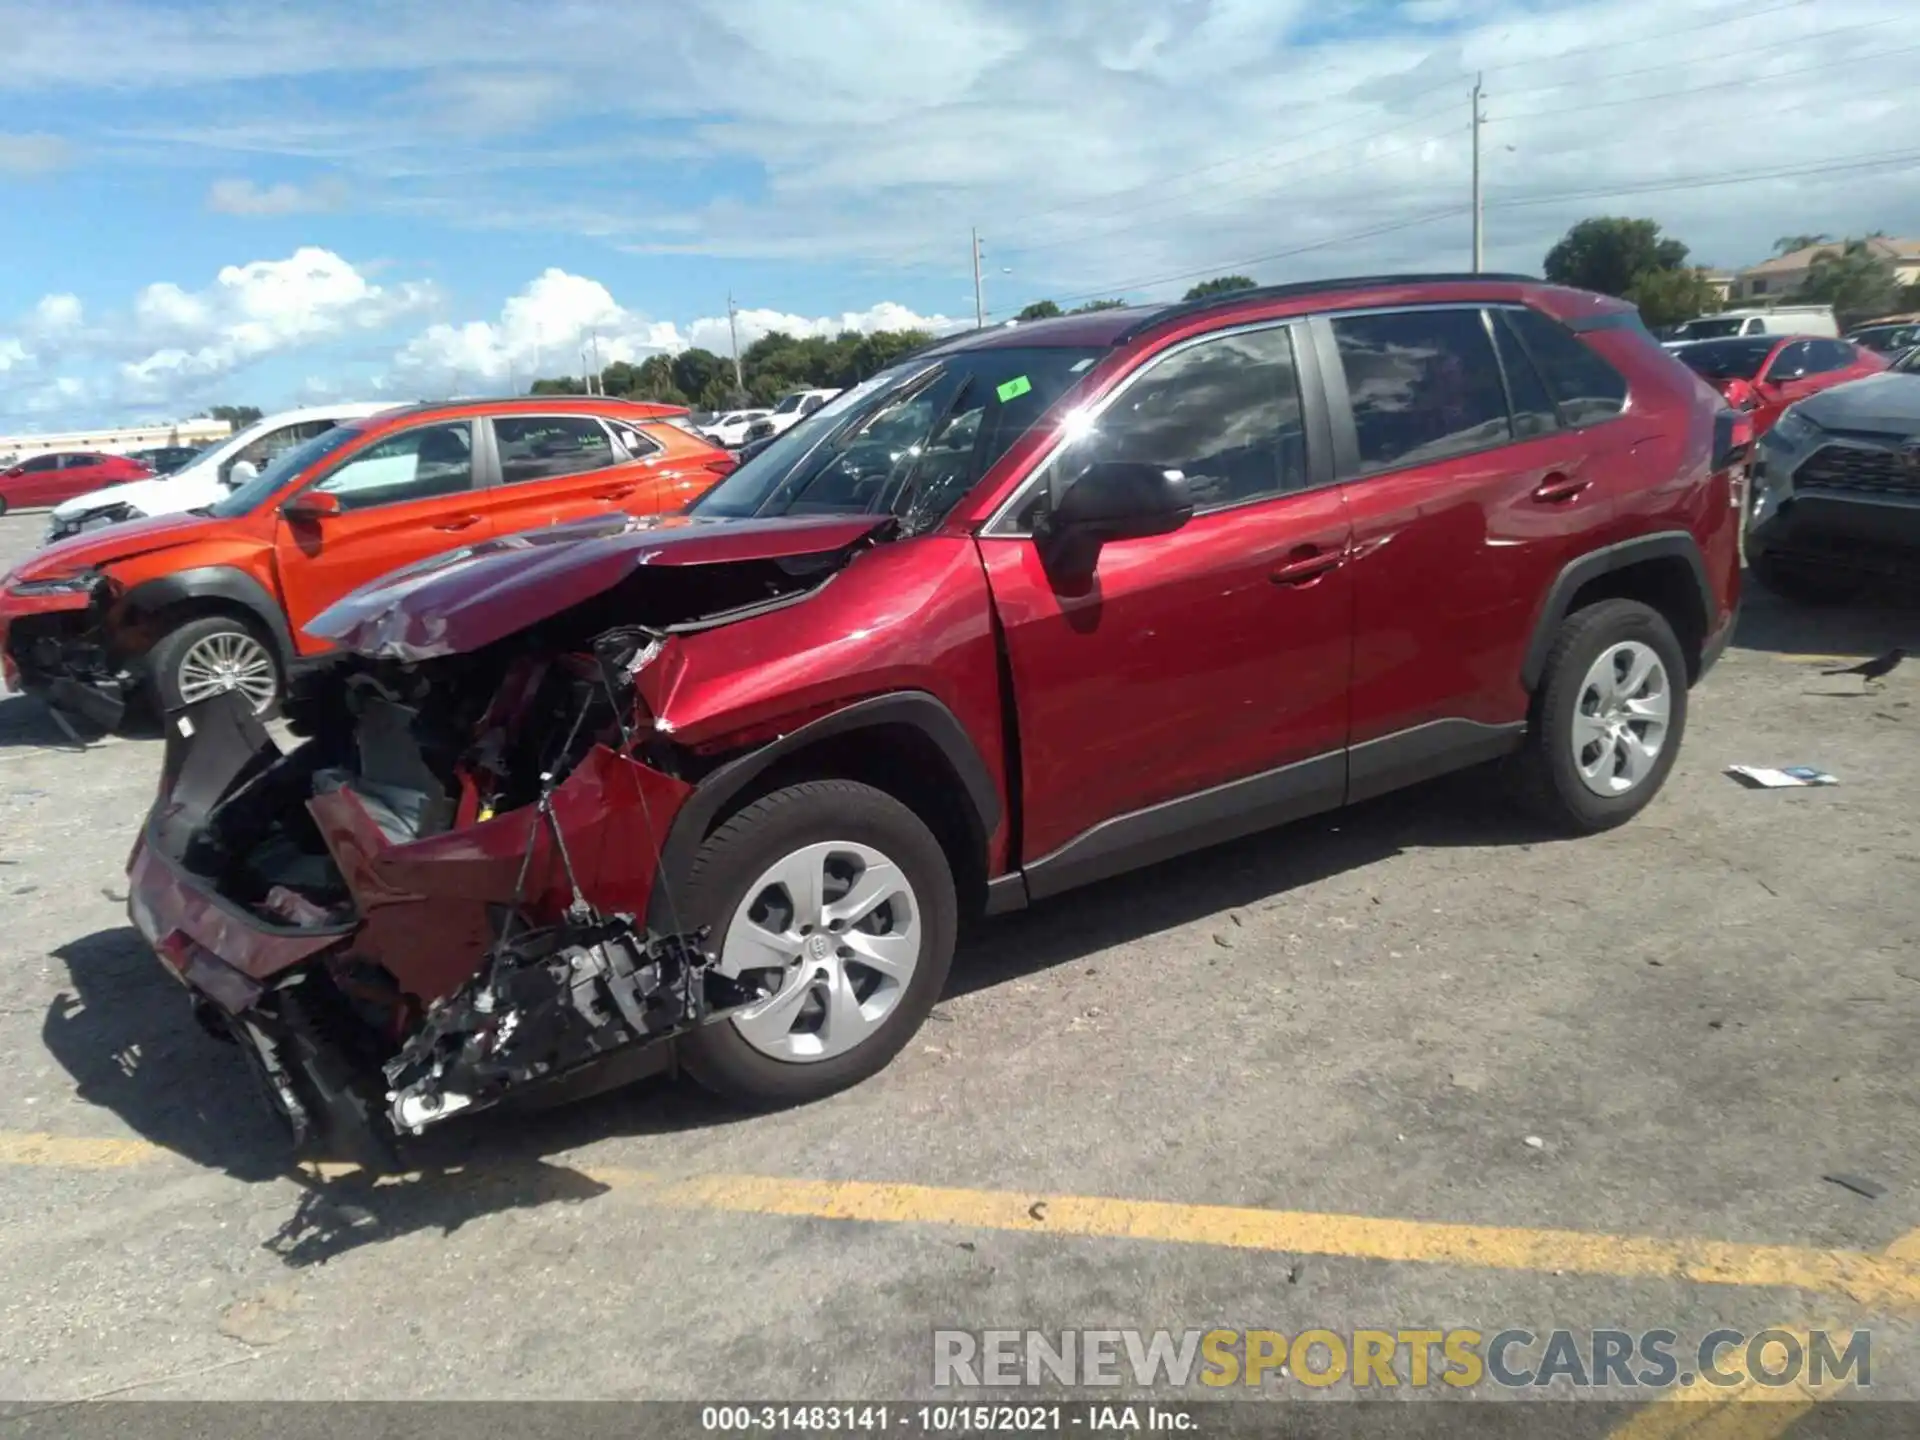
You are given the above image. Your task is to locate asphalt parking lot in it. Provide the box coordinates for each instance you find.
[2,507,1918,1431]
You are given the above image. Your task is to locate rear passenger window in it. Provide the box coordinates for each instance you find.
[494,416,618,484]
[1805,340,1856,374]
[1330,309,1511,474]
[1489,312,1559,440]
[1504,308,1629,427]
[1023,324,1309,523]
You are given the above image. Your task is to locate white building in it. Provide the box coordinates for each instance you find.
[0,417,233,464]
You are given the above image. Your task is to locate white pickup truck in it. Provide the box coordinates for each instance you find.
[743,388,842,444]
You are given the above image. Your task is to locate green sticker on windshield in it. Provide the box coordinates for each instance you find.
[996,375,1033,403]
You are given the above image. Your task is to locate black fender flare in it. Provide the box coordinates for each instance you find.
[1519,531,1714,691]
[644,691,1002,932]
[119,566,297,667]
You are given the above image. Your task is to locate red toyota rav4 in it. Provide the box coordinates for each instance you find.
[126,274,1745,1160]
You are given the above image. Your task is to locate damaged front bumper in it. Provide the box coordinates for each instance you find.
[126,677,758,1159]
[0,576,133,729]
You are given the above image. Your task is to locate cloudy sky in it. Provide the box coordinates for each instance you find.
[1,0,1916,429]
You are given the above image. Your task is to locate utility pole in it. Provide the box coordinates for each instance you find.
[727,293,745,400]
[972,228,986,327]
[1470,73,1486,274]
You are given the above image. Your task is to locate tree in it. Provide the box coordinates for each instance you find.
[1626,267,1724,329]
[202,404,263,427]
[1796,238,1902,326]
[1542,217,1689,299]
[1182,275,1256,300]
[1773,233,1830,256]
[1016,300,1063,321]
[1071,299,1128,312]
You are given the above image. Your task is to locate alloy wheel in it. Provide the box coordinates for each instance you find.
[175,629,278,713]
[1570,639,1671,797]
[713,840,922,1062]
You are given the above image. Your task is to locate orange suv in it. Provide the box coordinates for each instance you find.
[0,396,735,726]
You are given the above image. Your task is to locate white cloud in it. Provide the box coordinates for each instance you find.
[19,0,1919,297]
[0,248,440,422]
[0,131,71,174]
[390,269,959,390]
[206,176,349,216]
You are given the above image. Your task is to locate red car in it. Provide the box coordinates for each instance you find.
[127,274,1745,1160]
[0,451,152,514]
[1670,334,1886,436]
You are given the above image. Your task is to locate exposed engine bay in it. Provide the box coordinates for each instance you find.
[141,623,767,1163]
[123,510,896,1164]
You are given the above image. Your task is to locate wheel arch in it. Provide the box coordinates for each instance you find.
[1521,532,1714,690]
[646,692,1002,932]
[119,567,296,666]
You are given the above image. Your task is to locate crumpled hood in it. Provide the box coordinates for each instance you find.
[48,464,228,523]
[1796,371,1920,434]
[305,511,894,660]
[7,509,224,585]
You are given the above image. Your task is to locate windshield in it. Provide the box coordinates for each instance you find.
[206,423,368,518]
[1853,324,1920,353]
[1675,338,1776,381]
[1672,318,1745,341]
[1891,346,1920,375]
[691,345,1106,531]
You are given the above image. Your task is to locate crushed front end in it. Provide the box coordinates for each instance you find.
[0,572,134,731]
[126,629,764,1164]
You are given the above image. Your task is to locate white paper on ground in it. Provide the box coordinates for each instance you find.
[1725,764,1839,788]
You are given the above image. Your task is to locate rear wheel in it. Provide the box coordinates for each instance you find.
[0,495,10,517]
[1508,598,1688,834]
[676,779,957,1109]
[146,614,282,718]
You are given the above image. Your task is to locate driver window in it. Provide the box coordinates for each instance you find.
[313,422,475,511]
[1764,343,1810,382]
[1012,325,1306,530]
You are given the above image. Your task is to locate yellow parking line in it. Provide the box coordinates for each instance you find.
[4,1129,1918,1312]
[1605,1233,1920,1438]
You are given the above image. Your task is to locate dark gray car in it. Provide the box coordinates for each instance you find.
[1747,347,1920,601]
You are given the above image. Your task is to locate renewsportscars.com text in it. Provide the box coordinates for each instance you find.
[932,1327,1870,1391]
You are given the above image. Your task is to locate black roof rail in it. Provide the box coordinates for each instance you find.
[1113,271,1542,344]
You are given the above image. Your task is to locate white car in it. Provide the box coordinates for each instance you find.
[699,409,772,448]
[43,400,408,545]
[746,388,842,443]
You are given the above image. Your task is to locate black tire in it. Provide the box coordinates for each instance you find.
[144,613,283,718]
[1508,598,1689,835]
[1747,551,1861,606]
[676,779,957,1109]
[0,495,10,517]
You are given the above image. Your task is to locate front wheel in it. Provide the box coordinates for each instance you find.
[676,779,957,1109]
[146,614,283,718]
[1508,598,1689,834]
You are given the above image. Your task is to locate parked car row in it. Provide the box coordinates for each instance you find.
[2,397,728,723]
[0,273,1793,1167]
[0,450,155,515]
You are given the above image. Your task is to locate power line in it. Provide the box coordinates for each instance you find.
[1033,144,1920,309]
[1492,11,1900,101]
[985,0,1820,236]
[1498,38,1920,122]
[997,11,1902,265]
[1005,104,1462,258]
[996,50,1919,281]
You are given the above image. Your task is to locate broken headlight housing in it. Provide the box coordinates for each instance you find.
[7,572,102,597]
